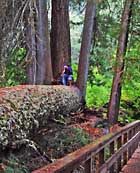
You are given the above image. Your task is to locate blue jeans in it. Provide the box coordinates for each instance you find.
[62,74,68,85]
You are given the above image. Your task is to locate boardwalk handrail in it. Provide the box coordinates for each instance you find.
[32,120,140,173]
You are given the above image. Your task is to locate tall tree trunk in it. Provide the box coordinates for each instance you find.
[76,0,96,103]
[51,0,71,79]
[26,1,37,84]
[36,0,53,84]
[107,0,134,124]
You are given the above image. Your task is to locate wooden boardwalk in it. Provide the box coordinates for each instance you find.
[32,121,140,173]
[121,147,140,173]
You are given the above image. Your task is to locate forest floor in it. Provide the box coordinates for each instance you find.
[0,107,122,173]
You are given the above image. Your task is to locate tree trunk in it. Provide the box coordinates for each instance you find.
[26,1,37,84]
[76,0,96,103]
[0,0,14,82]
[36,0,53,84]
[51,0,71,79]
[107,0,134,124]
[0,85,81,149]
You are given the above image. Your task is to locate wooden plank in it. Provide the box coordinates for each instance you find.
[121,147,140,173]
[121,161,140,173]
[127,158,140,164]
[132,153,140,159]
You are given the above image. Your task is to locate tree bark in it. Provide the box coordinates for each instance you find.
[107,0,134,124]
[76,0,96,103]
[26,1,37,84]
[51,0,71,79]
[36,0,53,84]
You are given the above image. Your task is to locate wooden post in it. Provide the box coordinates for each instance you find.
[99,148,105,167]
[84,158,92,173]
[109,141,115,173]
[133,127,136,135]
[134,127,139,151]
[123,133,127,165]
[128,130,132,159]
[132,128,136,153]
[117,136,122,172]
[93,156,98,173]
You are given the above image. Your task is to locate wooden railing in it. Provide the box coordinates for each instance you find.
[32,121,140,173]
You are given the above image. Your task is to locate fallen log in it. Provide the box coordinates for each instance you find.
[0,85,81,149]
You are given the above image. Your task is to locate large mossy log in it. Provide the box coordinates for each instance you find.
[0,85,81,149]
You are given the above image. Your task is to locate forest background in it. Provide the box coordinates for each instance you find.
[0,0,140,124]
[0,0,140,172]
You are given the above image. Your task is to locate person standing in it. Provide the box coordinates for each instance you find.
[62,64,73,86]
[62,65,69,85]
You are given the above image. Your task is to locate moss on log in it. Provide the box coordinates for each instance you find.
[0,85,81,149]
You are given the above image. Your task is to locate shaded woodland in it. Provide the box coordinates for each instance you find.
[0,0,140,172]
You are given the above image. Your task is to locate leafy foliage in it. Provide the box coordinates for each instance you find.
[86,67,112,107]
[4,154,29,173]
[6,48,27,86]
[43,127,91,159]
[72,63,78,81]
[0,48,27,87]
